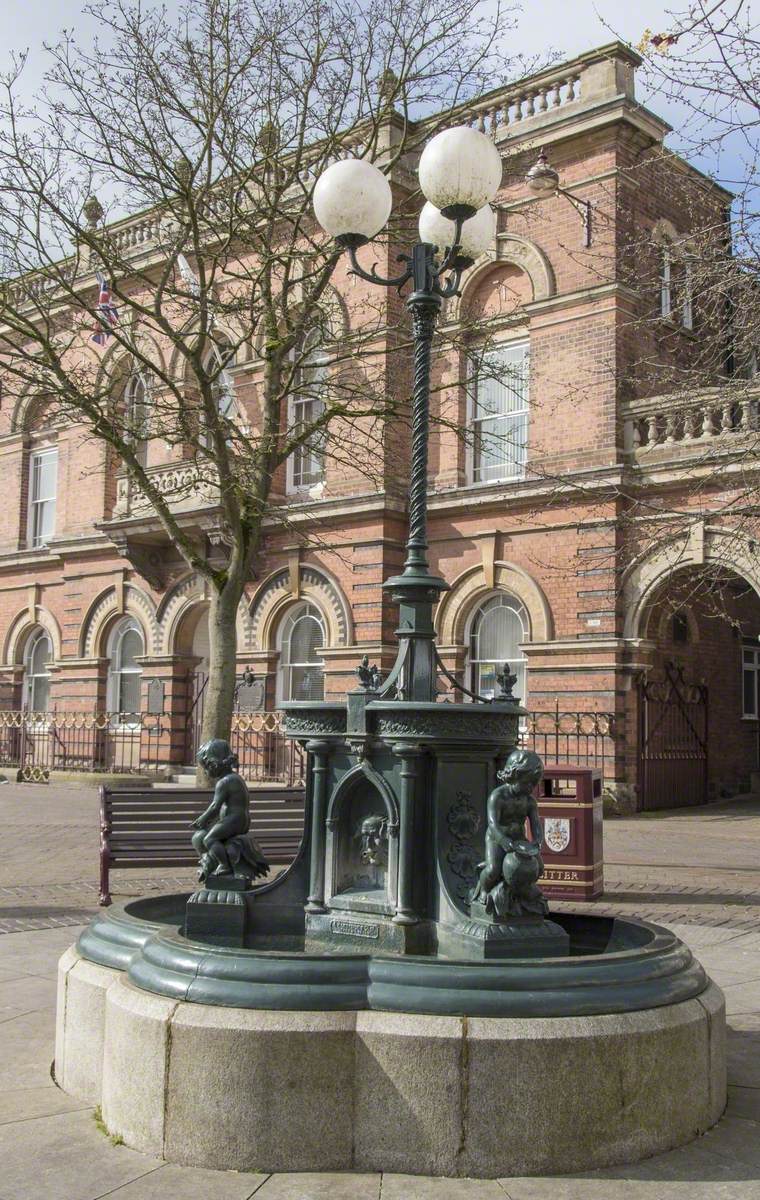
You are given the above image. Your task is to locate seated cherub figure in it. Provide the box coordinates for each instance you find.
[471,748,548,919]
[191,738,269,885]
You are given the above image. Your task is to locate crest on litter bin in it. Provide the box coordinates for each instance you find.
[543,817,571,854]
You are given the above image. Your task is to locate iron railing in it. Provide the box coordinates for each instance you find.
[0,705,612,785]
[520,706,616,772]
[231,711,305,787]
[0,710,168,780]
[0,707,305,786]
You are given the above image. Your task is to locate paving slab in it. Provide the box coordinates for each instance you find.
[0,1082,86,1125]
[725,1020,760,1087]
[502,1178,760,1199]
[726,1084,760,1122]
[696,1115,760,1169]
[253,1173,380,1199]
[0,1108,162,1200]
[720,980,760,1016]
[0,1006,58,1091]
[0,972,57,1018]
[381,1176,506,1198]
[90,1162,270,1199]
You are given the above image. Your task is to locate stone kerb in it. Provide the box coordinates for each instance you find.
[56,947,727,1178]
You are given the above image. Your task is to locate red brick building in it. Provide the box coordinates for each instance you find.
[1,42,758,809]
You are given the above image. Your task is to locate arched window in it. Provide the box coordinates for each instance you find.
[467,593,529,701]
[287,328,328,493]
[24,629,52,711]
[468,341,529,484]
[107,618,144,714]
[124,372,150,467]
[277,601,326,702]
[199,339,237,450]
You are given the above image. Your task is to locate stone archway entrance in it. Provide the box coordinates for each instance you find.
[629,556,760,806]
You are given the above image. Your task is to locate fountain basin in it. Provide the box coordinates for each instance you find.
[55,895,726,1177]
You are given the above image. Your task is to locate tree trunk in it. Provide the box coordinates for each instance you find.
[196,575,245,784]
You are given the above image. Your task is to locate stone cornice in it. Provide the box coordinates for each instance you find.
[525,281,639,318]
[427,466,626,516]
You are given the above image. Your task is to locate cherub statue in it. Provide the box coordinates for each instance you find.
[191,738,270,886]
[470,748,548,919]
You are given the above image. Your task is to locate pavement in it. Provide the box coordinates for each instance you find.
[1,781,759,1198]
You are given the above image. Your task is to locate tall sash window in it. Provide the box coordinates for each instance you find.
[469,343,529,484]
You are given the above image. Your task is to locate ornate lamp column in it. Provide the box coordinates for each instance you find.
[313,128,502,703]
[286,125,561,959]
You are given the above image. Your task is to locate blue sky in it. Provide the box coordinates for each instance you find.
[0,0,742,192]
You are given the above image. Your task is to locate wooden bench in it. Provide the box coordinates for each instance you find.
[99,784,306,905]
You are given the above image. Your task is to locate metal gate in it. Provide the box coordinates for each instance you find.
[639,662,708,810]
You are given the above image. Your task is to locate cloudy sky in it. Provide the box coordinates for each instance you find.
[0,0,739,189]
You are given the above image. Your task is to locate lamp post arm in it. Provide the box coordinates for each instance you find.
[558,188,592,247]
[345,243,413,290]
[430,213,466,278]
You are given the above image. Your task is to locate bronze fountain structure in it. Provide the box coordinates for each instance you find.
[59,126,726,1179]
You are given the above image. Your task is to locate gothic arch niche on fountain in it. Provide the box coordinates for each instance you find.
[248,565,352,653]
[435,560,554,648]
[622,526,760,641]
[3,606,62,668]
[450,233,556,324]
[324,761,399,916]
[80,584,160,659]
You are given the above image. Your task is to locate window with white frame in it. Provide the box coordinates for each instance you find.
[742,646,760,718]
[28,447,58,548]
[469,342,529,485]
[660,242,694,330]
[276,601,325,702]
[23,629,52,711]
[107,618,144,715]
[682,257,694,330]
[468,592,529,701]
[288,329,327,493]
[125,371,150,467]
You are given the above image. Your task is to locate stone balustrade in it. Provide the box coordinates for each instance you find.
[624,386,760,456]
[109,213,165,255]
[113,461,218,518]
[461,67,582,136]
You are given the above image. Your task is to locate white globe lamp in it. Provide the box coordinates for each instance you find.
[418,125,502,219]
[418,201,496,265]
[313,159,392,246]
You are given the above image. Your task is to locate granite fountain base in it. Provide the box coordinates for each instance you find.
[55,893,726,1178]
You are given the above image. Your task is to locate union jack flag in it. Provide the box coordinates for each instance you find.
[91,272,118,345]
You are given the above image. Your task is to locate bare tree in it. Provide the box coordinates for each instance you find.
[0,0,516,755]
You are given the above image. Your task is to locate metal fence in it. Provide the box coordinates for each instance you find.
[0,708,305,785]
[520,706,616,773]
[0,710,169,781]
[0,705,613,785]
[231,711,305,787]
